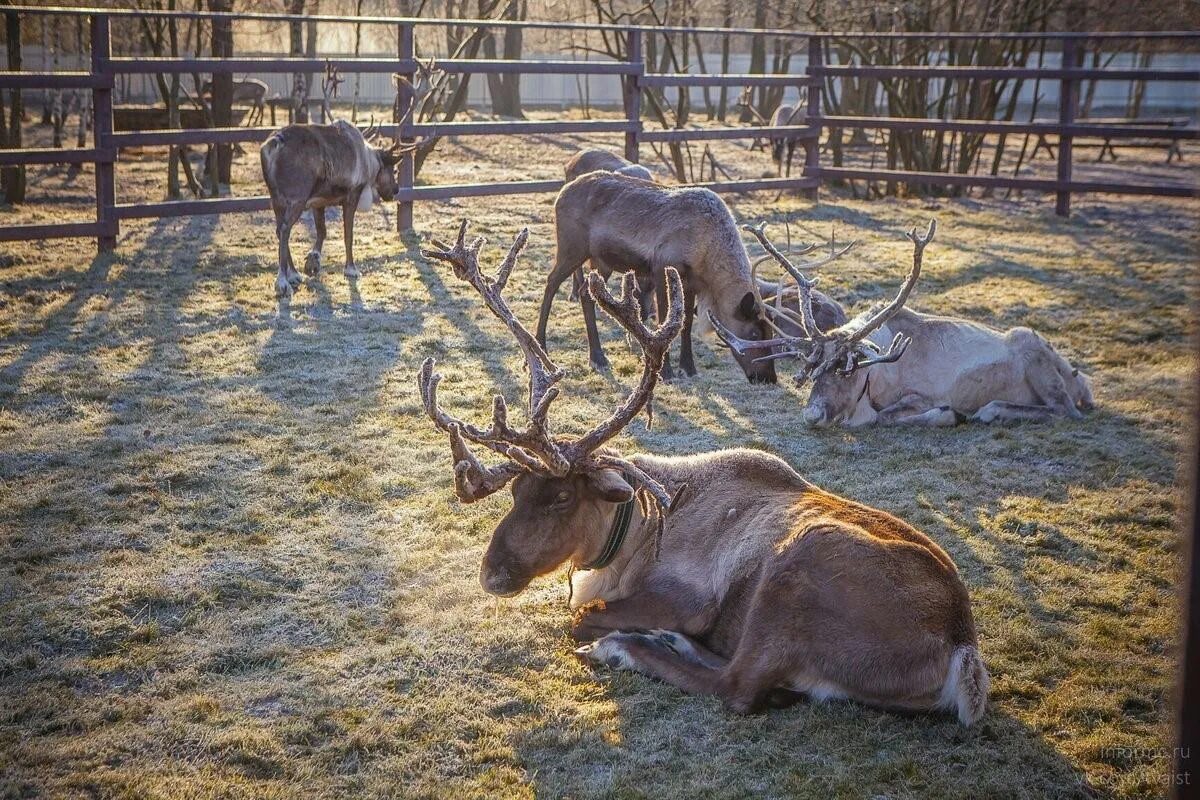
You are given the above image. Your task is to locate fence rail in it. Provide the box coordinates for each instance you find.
[0,5,1198,250]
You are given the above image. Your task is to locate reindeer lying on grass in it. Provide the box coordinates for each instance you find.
[417,220,989,724]
[713,220,1095,427]
[260,119,413,299]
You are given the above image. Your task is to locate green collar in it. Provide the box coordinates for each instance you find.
[583,495,636,571]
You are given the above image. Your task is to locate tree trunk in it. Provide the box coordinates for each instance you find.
[209,0,233,188]
[288,0,305,122]
[2,9,26,204]
[75,14,88,148]
[716,0,732,121]
[351,0,363,122]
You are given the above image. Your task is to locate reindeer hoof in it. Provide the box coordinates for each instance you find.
[286,269,304,286]
[344,264,361,279]
[575,632,641,671]
[275,277,294,299]
[589,357,611,374]
[304,251,321,276]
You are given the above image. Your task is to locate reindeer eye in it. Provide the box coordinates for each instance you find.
[552,490,572,507]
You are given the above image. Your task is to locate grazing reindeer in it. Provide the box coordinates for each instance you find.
[201,78,270,126]
[418,221,989,723]
[713,221,1094,427]
[563,149,654,306]
[260,120,413,298]
[564,149,654,183]
[538,172,777,383]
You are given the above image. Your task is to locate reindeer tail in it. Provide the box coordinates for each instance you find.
[938,645,990,726]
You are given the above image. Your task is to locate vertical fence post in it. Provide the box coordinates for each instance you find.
[623,28,642,164]
[1056,36,1079,218]
[396,22,415,234]
[802,34,823,201]
[90,12,116,252]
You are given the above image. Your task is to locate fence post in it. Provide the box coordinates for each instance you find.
[624,28,642,163]
[1056,36,1079,217]
[802,34,823,201]
[90,12,116,252]
[397,22,415,234]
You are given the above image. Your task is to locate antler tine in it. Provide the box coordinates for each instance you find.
[708,311,799,359]
[750,257,808,339]
[843,218,934,346]
[567,268,684,460]
[417,358,524,501]
[742,222,829,341]
[844,332,911,373]
[422,222,570,476]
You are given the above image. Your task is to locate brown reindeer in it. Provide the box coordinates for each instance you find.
[260,119,412,298]
[713,221,1094,427]
[537,172,777,383]
[418,221,989,723]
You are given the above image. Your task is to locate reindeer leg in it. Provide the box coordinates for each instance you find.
[653,267,676,380]
[342,195,360,278]
[971,401,1069,424]
[571,579,716,644]
[876,395,960,427]
[536,258,580,350]
[275,203,305,298]
[578,628,791,715]
[679,278,697,377]
[568,268,583,302]
[580,281,611,373]
[305,206,326,276]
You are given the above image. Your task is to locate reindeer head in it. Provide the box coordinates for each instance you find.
[712,220,935,427]
[361,118,413,202]
[418,221,685,597]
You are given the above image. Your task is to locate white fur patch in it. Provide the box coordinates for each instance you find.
[577,633,636,671]
[333,119,378,196]
[357,187,375,212]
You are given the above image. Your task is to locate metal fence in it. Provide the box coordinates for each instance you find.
[1,5,1198,250]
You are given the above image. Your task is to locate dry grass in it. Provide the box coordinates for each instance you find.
[0,124,1197,799]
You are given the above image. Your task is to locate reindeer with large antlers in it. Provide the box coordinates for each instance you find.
[714,220,1094,427]
[419,221,990,724]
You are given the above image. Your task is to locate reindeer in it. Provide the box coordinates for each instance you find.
[564,149,654,183]
[713,221,1095,427]
[768,102,805,177]
[562,149,654,307]
[417,221,989,724]
[537,172,778,383]
[260,119,413,298]
[201,78,271,126]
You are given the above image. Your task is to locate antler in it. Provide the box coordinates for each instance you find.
[713,220,934,386]
[565,268,684,461]
[419,222,571,485]
[418,221,689,534]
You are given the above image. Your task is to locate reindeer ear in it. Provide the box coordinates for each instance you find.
[586,469,634,504]
[736,291,758,320]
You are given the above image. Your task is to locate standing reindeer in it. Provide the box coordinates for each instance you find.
[768,102,804,177]
[201,78,271,126]
[417,221,989,724]
[538,172,777,383]
[713,221,1095,426]
[260,120,412,298]
[564,149,654,182]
